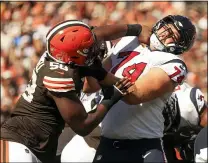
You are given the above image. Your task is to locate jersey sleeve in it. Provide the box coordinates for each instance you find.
[42,62,76,96]
[43,76,75,92]
[190,87,206,114]
[154,59,188,85]
[110,36,139,61]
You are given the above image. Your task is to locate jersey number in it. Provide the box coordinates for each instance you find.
[122,63,147,82]
[22,70,37,103]
[169,66,185,83]
[50,62,68,71]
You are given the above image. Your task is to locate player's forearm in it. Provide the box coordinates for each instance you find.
[122,87,144,105]
[77,85,124,136]
[99,72,120,86]
[78,104,108,136]
[76,97,121,136]
[93,24,142,41]
[124,83,174,105]
[83,73,119,93]
[123,69,175,105]
[123,86,168,105]
[82,77,101,93]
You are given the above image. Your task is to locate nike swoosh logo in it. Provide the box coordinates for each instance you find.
[55,71,64,75]
[142,152,151,158]
[179,132,190,138]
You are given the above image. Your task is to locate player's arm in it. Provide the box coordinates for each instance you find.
[123,61,187,105]
[85,25,145,90]
[93,24,141,41]
[93,24,151,43]
[82,73,118,93]
[49,78,132,136]
[82,37,136,93]
[82,53,115,93]
[200,106,207,127]
[123,68,175,104]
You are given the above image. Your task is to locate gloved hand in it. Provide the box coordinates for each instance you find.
[77,58,107,81]
[100,77,133,110]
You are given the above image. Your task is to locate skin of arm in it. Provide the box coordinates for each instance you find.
[123,67,176,105]
[83,73,119,93]
[49,77,132,136]
[200,108,208,127]
[50,92,110,136]
[93,25,128,41]
[93,24,151,43]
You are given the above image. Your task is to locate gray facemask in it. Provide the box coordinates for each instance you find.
[150,33,177,53]
[149,33,164,51]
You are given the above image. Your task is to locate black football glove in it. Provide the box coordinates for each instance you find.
[100,77,132,111]
[77,58,108,81]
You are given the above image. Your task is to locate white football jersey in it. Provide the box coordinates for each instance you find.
[164,82,206,132]
[80,90,104,113]
[101,36,188,139]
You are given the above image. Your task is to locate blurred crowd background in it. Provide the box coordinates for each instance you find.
[1,1,208,123]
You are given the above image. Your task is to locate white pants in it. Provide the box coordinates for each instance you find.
[61,135,96,162]
[0,140,40,162]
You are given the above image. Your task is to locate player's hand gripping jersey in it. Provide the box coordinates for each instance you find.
[102,36,188,139]
[1,52,83,161]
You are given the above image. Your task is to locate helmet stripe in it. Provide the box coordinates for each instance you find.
[105,41,113,51]
[46,20,93,64]
[46,20,90,40]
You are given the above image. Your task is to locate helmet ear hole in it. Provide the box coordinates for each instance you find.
[60,36,65,42]
[169,47,175,52]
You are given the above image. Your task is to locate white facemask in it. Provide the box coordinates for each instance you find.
[149,33,165,51]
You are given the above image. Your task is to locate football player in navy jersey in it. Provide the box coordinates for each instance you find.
[0,20,146,162]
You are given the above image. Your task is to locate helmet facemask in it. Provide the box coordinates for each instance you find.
[151,15,196,55]
[84,40,108,66]
[151,18,183,54]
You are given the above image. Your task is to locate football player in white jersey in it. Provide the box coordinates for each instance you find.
[163,83,208,162]
[82,15,197,163]
[61,84,207,163]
